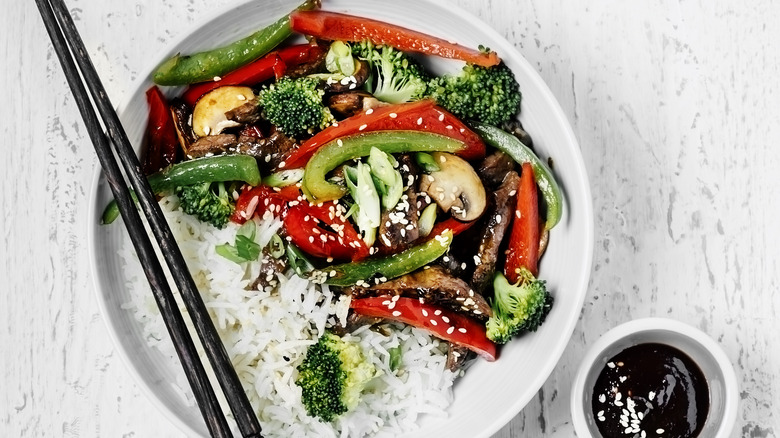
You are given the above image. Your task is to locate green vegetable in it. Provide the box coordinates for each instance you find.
[485,269,553,344]
[260,76,335,137]
[101,155,261,225]
[175,181,235,228]
[302,131,465,203]
[286,243,315,277]
[216,220,261,263]
[268,233,285,258]
[352,41,429,104]
[417,203,438,237]
[101,190,138,225]
[152,0,319,85]
[344,162,380,246]
[295,332,376,422]
[367,147,403,210]
[314,230,453,287]
[388,346,403,372]
[427,63,521,126]
[472,123,563,230]
[263,169,305,187]
[413,152,440,173]
[325,41,357,76]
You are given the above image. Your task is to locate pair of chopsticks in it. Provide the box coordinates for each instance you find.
[35,1,263,437]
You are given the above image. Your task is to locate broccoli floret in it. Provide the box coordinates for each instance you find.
[486,269,553,344]
[174,181,234,228]
[352,41,429,104]
[260,76,335,137]
[295,332,376,422]
[427,63,521,126]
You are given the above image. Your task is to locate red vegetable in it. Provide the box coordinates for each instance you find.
[181,44,326,106]
[230,184,300,224]
[142,86,179,175]
[504,163,540,281]
[283,202,369,261]
[427,217,477,241]
[281,100,485,169]
[350,296,497,361]
[290,11,500,67]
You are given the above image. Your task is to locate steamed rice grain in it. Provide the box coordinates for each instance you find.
[119,195,457,437]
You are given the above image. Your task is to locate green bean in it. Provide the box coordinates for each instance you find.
[153,0,319,85]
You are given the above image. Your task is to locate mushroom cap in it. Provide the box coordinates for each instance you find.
[419,152,487,221]
[191,86,255,137]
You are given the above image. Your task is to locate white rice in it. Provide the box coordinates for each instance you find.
[119,194,457,437]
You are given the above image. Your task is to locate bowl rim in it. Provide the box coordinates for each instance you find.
[87,0,595,436]
[569,317,739,438]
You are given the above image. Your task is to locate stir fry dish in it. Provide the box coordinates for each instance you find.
[109,0,564,430]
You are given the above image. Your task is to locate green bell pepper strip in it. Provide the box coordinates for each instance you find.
[101,155,261,224]
[302,131,465,202]
[472,123,563,230]
[312,230,453,287]
[152,0,319,86]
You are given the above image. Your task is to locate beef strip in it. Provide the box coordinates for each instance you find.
[248,249,288,292]
[224,99,261,125]
[446,343,475,372]
[470,170,519,295]
[185,127,298,171]
[477,150,516,189]
[377,190,420,254]
[501,119,534,149]
[349,265,492,321]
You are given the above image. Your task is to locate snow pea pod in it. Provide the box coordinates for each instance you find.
[153,0,319,86]
[472,123,563,230]
[314,230,454,287]
[101,155,261,224]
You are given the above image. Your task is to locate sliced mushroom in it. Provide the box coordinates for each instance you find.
[191,86,255,137]
[322,59,370,93]
[169,98,197,156]
[418,152,487,221]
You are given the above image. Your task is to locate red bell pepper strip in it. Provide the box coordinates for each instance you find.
[350,296,498,361]
[141,86,179,175]
[283,202,369,261]
[230,184,301,224]
[504,163,540,282]
[427,217,476,241]
[281,100,485,169]
[290,11,500,68]
[181,44,326,106]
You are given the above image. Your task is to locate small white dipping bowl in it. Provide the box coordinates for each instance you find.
[570,318,739,438]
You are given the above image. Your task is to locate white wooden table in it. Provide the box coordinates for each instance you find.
[2,0,779,436]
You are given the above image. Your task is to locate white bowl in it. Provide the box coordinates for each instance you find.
[88,0,594,436]
[570,318,739,438]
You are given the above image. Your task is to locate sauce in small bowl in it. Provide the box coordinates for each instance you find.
[571,318,738,438]
[592,343,709,437]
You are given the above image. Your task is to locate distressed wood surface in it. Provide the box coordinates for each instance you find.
[2,0,778,436]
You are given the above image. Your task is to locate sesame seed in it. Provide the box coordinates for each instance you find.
[441,316,450,323]
[430,319,438,326]
[213,76,221,81]
[434,309,442,316]
[359,124,368,131]
[417,117,423,125]
[656,429,664,434]
[389,113,397,118]
[438,113,445,122]
[446,326,454,334]
[366,108,374,115]
[446,125,453,130]
[458,328,467,333]
[422,309,428,317]
[392,311,402,317]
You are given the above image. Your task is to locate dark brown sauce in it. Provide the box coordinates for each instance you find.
[591,343,709,438]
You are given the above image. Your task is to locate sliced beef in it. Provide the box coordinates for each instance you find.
[377,190,420,254]
[478,150,516,189]
[446,343,475,372]
[349,265,492,321]
[501,119,534,148]
[248,250,288,292]
[470,170,519,294]
[327,91,374,119]
[224,99,261,125]
[187,133,238,158]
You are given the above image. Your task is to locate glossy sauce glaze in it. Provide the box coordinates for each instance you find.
[591,343,709,437]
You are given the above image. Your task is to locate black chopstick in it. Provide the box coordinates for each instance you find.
[35,1,263,437]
